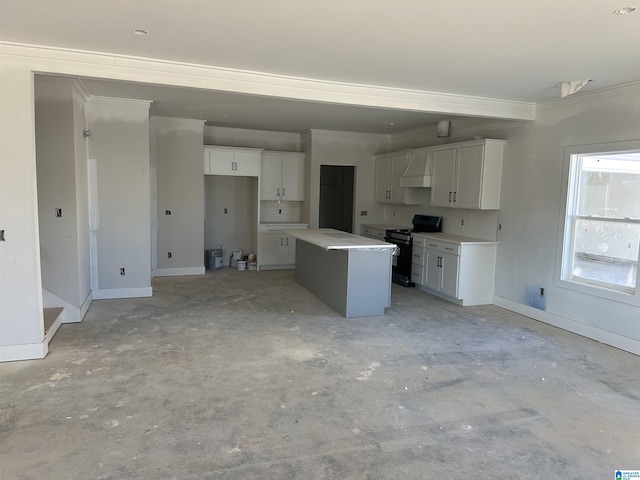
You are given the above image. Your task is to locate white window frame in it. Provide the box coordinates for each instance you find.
[556,140,640,306]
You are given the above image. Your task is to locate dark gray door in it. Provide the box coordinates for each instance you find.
[319,165,355,233]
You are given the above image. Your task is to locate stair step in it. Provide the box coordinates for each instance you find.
[43,306,64,336]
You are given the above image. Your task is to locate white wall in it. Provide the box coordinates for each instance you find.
[0,59,45,360]
[204,176,258,264]
[204,125,300,151]
[86,98,152,298]
[306,130,389,231]
[35,76,92,321]
[152,117,205,276]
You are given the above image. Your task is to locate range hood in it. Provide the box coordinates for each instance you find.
[400,150,432,188]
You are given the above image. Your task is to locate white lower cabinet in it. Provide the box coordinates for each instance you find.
[258,224,308,270]
[413,234,497,306]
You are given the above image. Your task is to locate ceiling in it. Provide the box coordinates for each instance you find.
[2,0,640,134]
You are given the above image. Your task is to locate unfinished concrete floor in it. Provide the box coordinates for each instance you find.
[1,269,639,479]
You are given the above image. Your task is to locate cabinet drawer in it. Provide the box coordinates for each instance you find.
[372,228,386,240]
[424,241,460,256]
[411,246,426,266]
[411,264,424,285]
[413,237,426,248]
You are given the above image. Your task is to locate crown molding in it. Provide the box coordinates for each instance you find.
[1,41,535,121]
[151,116,205,127]
[86,96,152,109]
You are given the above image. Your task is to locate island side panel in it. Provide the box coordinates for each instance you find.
[345,248,393,317]
[294,240,349,316]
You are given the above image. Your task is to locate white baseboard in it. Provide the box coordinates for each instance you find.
[0,341,48,362]
[93,287,153,300]
[42,289,93,323]
[153,267,205,277]
[493,296,640,356]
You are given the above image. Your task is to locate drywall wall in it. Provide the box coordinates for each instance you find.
[204,175,258,264]
[86,97,152,298]
[204,125,300,151]
[152,117,205,276]
[35,78,81,306]
[0,58,46,360]
[306,130,389,231]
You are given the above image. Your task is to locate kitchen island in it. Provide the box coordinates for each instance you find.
[284,228,395,317]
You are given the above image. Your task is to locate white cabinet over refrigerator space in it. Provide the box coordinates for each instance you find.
[204,145,263,176]
[260,151,305,201]
[430,139,505,210]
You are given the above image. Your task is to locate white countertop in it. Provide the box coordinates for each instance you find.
[413,232,498,245]
[285,228,396,250]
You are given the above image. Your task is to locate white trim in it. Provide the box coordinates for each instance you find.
[44,313,63,342]
[493,296,640,356]
[537,81,640,112]
[153,267,205,277]
[92,287,153,300]
[0,342,48,362]
[79,291,93,321]
[0,42,535,121]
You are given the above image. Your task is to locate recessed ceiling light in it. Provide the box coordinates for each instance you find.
[612,6,636,14]
[133,29,149,35]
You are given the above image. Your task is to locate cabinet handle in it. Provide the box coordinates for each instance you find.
[286,237,289,246]
[445,247,454,251]
[280,238,283,246]
[282,188,285,197]
[429,244,437,248]
[438,256,443,268]
[277,188,280,197]
[449,191,452,202]
[453,191,457,202]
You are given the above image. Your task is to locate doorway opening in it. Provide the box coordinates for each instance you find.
[319,165,355,233]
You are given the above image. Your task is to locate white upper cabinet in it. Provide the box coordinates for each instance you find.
[430,139,505,210]
[204,146,262,176]
[260,151,305,202]
[374,153,421,204]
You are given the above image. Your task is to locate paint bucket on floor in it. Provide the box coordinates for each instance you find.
[237,260,247,271]
[248,261,257,271]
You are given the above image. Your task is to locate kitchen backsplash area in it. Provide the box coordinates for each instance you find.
[260,200,302,223]
[383,203,500,241]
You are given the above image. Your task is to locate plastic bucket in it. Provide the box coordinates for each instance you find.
[237,260,247,271]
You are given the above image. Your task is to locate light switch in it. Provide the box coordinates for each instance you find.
[55,208,63,218]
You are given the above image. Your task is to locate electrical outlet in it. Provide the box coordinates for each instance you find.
[168,252,172,258]
[55,208,63,218]
[165,210,172,215]
[120,268,125,275]
[0,229,5,241]
[224,208,228,214]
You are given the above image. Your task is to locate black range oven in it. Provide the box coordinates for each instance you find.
[385,215,442,287]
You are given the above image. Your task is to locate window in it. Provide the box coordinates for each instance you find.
[560,145,640,298]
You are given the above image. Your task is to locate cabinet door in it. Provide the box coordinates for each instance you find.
[261,153,282,200]
[260,233,283,266]
[439,252,460,298]
[425,250,442,291]
[374,157,391,203]
[389,155,409,204]
[281,155,304,201]
[283,234,296,265]
[454,145,484,209]
[208,149,236,175]
[430,149,457,207]
[234,151,259,176]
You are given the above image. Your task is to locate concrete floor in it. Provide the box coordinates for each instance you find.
[1,269,639,479]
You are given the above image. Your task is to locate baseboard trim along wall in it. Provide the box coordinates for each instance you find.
[92,287,153,300]
[153,267,205,277]
[0,342,48,363]
[493,296,640,356]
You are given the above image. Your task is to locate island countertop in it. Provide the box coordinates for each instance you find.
[285,228,395,250]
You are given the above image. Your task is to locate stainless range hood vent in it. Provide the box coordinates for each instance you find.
[400,149,432,188]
